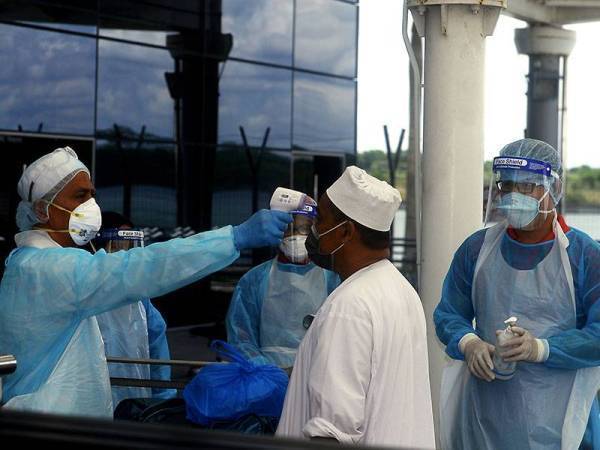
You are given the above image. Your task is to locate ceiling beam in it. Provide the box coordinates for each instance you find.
[504,0,556,24]
[545,0,600,7]
[553,7,600,23]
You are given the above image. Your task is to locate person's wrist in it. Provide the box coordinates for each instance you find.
[459,333,479,355]
[232,225,245,251]
[533,338,549,362]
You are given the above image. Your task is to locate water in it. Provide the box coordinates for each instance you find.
[393,209,600,240]
[563,212,600,239]
[393,209,407,238]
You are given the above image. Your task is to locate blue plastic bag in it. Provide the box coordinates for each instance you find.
[183,340,289,426]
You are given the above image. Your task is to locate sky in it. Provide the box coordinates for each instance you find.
[357,1,600,168]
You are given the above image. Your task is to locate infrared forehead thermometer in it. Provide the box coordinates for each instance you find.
[270,187,306,212]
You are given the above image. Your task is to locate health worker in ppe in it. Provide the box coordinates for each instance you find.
[226,193,339,369]
[434,138,600,450]
[276,167,435,449]
[91,211,175,409]
[0,147,292,418]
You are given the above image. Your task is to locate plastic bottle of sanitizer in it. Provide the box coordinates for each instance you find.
[492,316,518,381]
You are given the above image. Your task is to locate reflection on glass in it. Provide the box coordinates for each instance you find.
[293,72,356,153]
[99,1,201,40]
[0,24,95,134]
[99,29,170,48]
[212,146,290,227]
[222,0,293,66]
[21,23,97,35]
[97,40,174,140]
[219,61,291,150]
[295,0,357,77]
[95,140,125,216]
[292,154,314,196]
[95,139,176,228]
[131,149,176,229]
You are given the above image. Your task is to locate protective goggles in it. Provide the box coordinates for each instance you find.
[496,180,543,194]
[95,228,145,252]
[283,199,317,236]
[285,212,314,236]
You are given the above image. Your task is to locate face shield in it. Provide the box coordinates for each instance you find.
[484,156,562,230]
[94,228,145,253]
[279,200,317,263]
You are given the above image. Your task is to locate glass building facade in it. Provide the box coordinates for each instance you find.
[0,0,358,236]
[0,0,357,324]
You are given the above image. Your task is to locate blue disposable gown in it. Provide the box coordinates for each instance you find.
[226,258,339,366]
[434,225,600,448]
[0,227,239,417]
[96,298,175,409]
[142,298,175,400]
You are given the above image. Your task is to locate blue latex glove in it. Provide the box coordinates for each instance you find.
[233,209,292,251]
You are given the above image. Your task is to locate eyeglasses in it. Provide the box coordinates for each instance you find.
[496,180,541,194]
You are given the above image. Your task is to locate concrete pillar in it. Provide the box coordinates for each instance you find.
[409,0,504,441]
[515,25,576,152]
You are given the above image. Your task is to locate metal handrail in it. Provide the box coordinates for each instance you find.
[106,357,226,390]
[0,354,17,404]
[109,377,187,390]
[0,355,17,376]
[106,357,221,368]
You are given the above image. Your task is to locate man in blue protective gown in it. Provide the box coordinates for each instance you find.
[434,138,600,450]
[226,194,339,369]
[91,211,176,408]
[0,147,292,418]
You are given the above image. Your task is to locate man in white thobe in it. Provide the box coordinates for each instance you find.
[276,166,435,449]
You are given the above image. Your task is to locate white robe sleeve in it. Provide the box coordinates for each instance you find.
[303,301,373,444]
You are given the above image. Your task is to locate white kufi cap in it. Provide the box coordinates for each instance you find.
[16,147,90,231]
[326,166,401,232]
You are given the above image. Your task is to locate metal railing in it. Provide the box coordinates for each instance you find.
[0,354,17,404]
[106,357,223,390]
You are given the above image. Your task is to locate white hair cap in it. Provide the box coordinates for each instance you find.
[16,147,90,231]
[326,166,402,232]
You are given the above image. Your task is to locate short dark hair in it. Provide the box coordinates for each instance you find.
[329,201,390,250]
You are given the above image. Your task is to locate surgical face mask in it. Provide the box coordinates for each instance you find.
[305,221,347,271]
[47,198,102,246]
[280,235,309,263]
[497,191,553,230]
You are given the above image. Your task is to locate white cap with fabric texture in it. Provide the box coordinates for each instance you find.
[16,147,90,231]
[326,166,402,232]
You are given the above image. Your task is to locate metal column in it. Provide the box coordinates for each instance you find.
[515,25,576,155]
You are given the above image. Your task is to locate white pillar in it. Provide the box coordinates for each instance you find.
[409,0,504,442]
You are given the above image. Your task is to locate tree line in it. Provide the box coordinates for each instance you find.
[359,150,600,211]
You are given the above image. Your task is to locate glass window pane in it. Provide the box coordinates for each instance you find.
[99,30,170,48]
[222,0,293,66]
[97,40,175,140]
[219,61,291,150]
[95,139,176,228]
[0,24,96,134]
[295,0,357,77]
[4,2,98,34]
[130,143,176,228]
[95,139,125,216]
[212,146,290,228]
[293,72,356,153]
[99,1,203,41]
